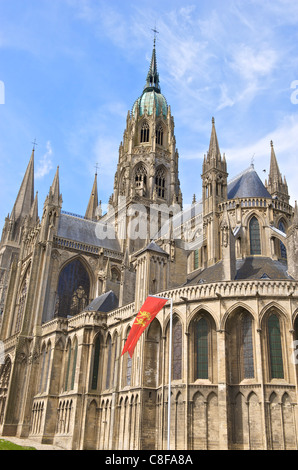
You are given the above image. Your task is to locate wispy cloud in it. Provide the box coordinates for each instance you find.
[35,141,53,179]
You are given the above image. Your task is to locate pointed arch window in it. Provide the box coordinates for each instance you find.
[172,319,182,380]
[155,168,166,198]
[105,335,112,390]
[15,266,30,334]
[242,313,254,379]
[55,259,90,318]
[140,121,149,143]
[195,318,209,379]
[278,220,287,260]
[268,314,284,379]
[156,125,163,146]
[91,335,101,390]
[249,216,261,255]
[135,164,147,196]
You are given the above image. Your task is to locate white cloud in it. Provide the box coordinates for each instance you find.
[36,141,53,179]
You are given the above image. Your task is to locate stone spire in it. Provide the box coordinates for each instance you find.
[49,166,62,207]
[145,37,160,92]
[11,148,35,222]
[207,117,221,161]
[85,172,99,221]
[266,141,289,202]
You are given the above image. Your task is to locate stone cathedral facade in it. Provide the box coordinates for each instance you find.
[0,41,298,451]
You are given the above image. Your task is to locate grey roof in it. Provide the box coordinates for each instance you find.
[58,213,121,251]
[235,257,292,280]
[185,257,292,285]
[86,290,118,312]
[228,166,272,200]
[136,240,169,257]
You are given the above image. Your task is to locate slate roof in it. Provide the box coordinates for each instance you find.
[85,290,119,312]
[228,166,272,200]
[135,240,169,257]
[185,257,292,285]
[57,213,121,252]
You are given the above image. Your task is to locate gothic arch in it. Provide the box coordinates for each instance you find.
[221,302,256,331]
[188,309,217,382]
[155,165,167,199]
[144,319,162,387]
[139,119,150,143]
[259,302,288,325]
[55,256,92,318]
[133,162,148,197]
[225,308,256,383]
[188,305,218,331]
[156,121,165,146]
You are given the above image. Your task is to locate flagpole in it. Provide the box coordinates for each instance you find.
[167,297,173,451]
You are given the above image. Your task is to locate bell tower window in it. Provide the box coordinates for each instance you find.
[155,168,166,198]
[156,125,163,146]
[140,121,149,143]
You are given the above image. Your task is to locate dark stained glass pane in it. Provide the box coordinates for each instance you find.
[173,320,182,380]
[268,314,284,379]
[196,318,208,379]
[91,336,100,390]
[249,217,261,255]
[242,314,254,379]
[55,259,90,318]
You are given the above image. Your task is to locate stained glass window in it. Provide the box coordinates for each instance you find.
[195,318,208,379]
[249,216,261,255]
[91,336,101,390]
[106,336,112,390]
[268,314,284,379]
[172,319,182,380]
[194,249,199,270]
[242,313,254,379]
[278,220,287,260]
[70,339,78,390]
[55,259,90,318]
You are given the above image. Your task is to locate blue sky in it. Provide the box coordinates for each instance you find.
[1,0,298,227]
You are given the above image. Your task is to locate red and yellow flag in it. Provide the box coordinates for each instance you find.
[121,296,168,358]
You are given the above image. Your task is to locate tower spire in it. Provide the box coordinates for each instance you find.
[266,141,289,202]
[145,34,160,92]
[207,117,221,161]
[85,172,99,221]
[11,148,35,222]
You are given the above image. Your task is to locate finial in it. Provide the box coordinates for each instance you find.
[270,140,274,148]
[95,163,99,175]
[151,25,159,47]
[31,138,38,151]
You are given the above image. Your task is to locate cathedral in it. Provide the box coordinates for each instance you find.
[0,39,298,451]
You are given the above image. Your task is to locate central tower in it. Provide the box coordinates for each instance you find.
[108,39,182,253]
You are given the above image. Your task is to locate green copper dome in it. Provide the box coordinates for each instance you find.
[132,40,168,118]
[132,89,168,118]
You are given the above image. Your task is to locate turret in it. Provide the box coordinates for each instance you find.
[266,141,289,203]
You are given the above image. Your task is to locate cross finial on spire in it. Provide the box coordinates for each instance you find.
[32,138,38,151]
[151,25,159,46]
[95,163,99,175]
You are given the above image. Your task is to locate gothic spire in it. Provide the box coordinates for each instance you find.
[266,141,289,202]
[49,166,62,206]
[144,38,160,92]
[208,117,221,161]
[85,172,99,221]
[11,148,35,222]
[269,140,282,184]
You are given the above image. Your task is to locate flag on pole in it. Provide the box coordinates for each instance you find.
[121,296,168,358]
